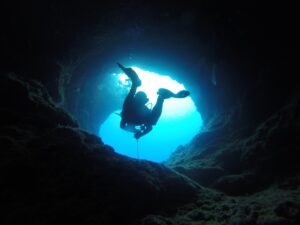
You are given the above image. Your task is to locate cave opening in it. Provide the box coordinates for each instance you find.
[99,66,203,162]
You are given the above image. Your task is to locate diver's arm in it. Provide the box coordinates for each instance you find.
[122,82,137,111]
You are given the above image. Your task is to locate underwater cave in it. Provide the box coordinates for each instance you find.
[99,66,203,162]
[1,1,299,225]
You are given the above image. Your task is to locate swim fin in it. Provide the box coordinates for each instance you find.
[117,63,141,87]
[157,88,190,99]
[174,90,190,98]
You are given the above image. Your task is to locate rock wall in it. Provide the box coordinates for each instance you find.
[0,74,199,225]
[1,2,299,224]
[167,89,300,195]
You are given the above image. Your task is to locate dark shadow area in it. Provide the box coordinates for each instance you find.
[0,1,299,224]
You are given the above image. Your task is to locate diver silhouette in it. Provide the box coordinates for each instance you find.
[118,63,190,139]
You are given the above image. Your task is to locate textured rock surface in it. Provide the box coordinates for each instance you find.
[142,179,300,225]
[1,74,299,225]
[1,2,299,225]
[167,93,300,195]
[0,75,199,225]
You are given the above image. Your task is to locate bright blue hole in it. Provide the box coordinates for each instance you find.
[99,67,203,162]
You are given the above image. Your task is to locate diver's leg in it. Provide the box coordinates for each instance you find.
[119,63,141,113]
[121,66,142,116]
[117,63,141,87]
[122,85,137,110]
[147,88,190,125]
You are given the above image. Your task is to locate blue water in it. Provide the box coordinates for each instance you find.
[99,67,203,162]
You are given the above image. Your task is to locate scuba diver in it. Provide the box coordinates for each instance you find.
[118,63,190,139]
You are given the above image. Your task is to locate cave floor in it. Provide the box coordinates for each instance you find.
[142,176,300,225]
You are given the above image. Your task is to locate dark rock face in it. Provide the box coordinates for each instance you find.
[167,93,300,195]
[0,73,78,131]
[2,2,297,135]
[1,2,299,225]
[0,75,198,225]
[274,201,300,221]
[174,166,227,186]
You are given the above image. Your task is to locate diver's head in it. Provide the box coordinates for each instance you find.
[134,91,149,105]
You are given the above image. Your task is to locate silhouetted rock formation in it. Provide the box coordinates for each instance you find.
[0,74,198,225]
[167,92,300,195]
[1,73,299,225]
[1,2,299,224]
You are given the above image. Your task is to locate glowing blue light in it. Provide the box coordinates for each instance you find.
[99,67,203,162]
